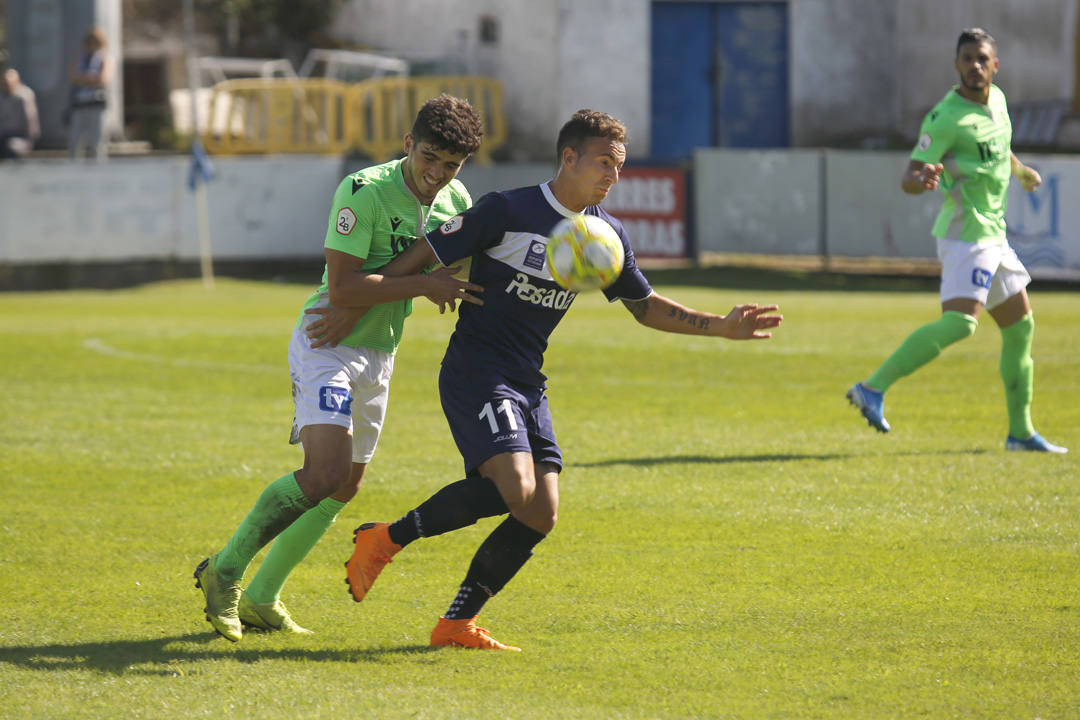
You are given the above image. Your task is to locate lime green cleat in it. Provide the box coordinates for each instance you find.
[238,592,313,634]
[194,556,242,642]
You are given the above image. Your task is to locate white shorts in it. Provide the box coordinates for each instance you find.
[287,326,395,463]
[936,237,1031,310]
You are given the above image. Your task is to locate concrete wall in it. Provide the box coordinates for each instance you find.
[0,155,343,263]
[3,153,1079,283]
[693,148,822,255]
[331,0,1079,154]
[823,151,938,259]
[790,0,1077,147]
[895,0,1078,135]
[331,0,650,159]
[693,148,1080,279]
[458,161,552,199]
[789,0,901,147]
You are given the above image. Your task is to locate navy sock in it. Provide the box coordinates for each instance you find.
[444,516,546,620]
[387,475,508,548]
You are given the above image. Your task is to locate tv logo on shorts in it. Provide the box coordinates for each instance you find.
[319,386,352,415]
[971,268,992,289]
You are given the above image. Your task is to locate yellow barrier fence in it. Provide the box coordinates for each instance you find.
[202,76,506,162]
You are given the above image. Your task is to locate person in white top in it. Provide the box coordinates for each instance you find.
[0,68,40,160]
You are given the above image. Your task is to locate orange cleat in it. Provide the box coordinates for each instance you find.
[345,522,401,602]
[430,616,522,651]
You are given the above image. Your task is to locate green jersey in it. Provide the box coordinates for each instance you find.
[910,84,1012,244]
[297,158,472,352]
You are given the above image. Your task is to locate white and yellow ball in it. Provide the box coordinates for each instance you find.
[545,215,625,292]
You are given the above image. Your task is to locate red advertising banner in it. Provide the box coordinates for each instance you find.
[601,166,689,259]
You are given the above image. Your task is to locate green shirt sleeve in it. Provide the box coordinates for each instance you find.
[910,104,956,165]
[324,175,378,260]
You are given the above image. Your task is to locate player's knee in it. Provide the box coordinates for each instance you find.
[329,478,361,503]
[295,460,351,502]
[942,310,978,342]
[498,475,536,511]
[330,464,367,503]
[515,495,557,534]
[510,508,555,535]
[535,509,557,535]
[540,496,558,532]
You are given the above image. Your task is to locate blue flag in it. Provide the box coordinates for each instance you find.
[188,139,215,190]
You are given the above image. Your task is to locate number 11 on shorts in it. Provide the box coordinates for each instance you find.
[479,399,519,434]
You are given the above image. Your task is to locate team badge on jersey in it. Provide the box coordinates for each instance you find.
[440,215,464,235]
[917,133,932,152]
[336,208,357,235]
[523,240,547,271]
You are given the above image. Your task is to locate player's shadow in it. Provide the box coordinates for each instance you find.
[573,447,990,468]
[572,452,850,468]
[0,633,434,676]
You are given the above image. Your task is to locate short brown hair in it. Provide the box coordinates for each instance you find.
[956,27,995,57]
[85,27,107,49]
[556,109,627,161]
[411,94,484,156]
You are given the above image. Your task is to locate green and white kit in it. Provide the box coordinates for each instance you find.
[291,158,473,458]
[297,158,473,352]
[910,84,1030,306]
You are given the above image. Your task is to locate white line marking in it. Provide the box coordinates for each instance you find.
[83,337,279,372]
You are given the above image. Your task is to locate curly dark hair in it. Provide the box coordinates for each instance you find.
[411,94,484,156]
[555,109,627,161]
[956,27,996,57]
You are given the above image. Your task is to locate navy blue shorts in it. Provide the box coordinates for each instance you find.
[439,363,563,475]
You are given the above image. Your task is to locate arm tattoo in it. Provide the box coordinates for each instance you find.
[668,306,710,330]
[622,297,649,321]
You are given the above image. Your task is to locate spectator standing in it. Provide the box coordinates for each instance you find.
[0,68,40,160]
[68,27,112,160]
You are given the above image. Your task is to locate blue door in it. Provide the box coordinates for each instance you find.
[651,2,789,156]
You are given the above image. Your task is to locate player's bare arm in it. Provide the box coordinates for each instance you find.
[307,241,483,347]
[1010,151,1042,193]
[325,245,481,309]
[901,159,944,194]
[376,237,484,313]
[621,293,781,339]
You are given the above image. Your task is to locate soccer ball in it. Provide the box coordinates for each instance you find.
[545,215,625,291]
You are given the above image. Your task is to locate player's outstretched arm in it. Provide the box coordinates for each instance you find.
[620,292,781,340]
[901,159,944,194]
[1010,151,1042,193]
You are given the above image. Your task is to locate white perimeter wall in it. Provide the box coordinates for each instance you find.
[0,156,343,263]
[695,149,1080,280]
[2,152,1079,280]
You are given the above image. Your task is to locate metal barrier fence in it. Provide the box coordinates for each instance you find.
[202,76,507,162]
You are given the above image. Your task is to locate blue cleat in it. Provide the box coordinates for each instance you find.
[1005,432,1068,454]
[846,382,890,433]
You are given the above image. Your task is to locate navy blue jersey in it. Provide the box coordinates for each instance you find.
[426,182,653,386]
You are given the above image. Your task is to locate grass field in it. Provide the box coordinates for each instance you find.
[0,270,1076,719]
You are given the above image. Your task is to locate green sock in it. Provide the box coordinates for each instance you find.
[245,497,347,604]
[215,472,316,582]
[867,311,977,391]
[1000,313,1035,439]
